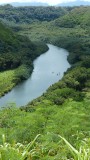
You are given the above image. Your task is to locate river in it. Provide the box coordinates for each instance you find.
[0,44,70,108]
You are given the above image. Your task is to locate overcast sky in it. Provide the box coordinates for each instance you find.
[0,0,90,5]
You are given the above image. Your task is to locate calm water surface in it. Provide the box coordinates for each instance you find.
[0,44,70,107]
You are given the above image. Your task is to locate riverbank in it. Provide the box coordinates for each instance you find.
[0,43,48,98]
[0,65,30,97]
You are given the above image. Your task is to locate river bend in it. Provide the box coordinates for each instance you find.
[0,44,70,107]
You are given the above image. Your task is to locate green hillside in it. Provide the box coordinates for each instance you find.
[0,21,48,96]
[0,22,48,71]
[0,5,90,160]
[0,5,68,24]
[55,6,90,27]
[0,93,90,159]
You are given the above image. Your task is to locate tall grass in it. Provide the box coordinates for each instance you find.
[0,134,90,160]
[59,135,90,160]
[0,134,41,160]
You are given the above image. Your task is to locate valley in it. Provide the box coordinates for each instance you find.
[0,4,90,160]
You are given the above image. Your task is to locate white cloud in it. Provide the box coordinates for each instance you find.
[0,0,90,5]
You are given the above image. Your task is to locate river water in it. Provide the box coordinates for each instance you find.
[0,44,70,107]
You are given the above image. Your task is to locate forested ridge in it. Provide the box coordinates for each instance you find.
[0,5,90,160]
[0,4,68,23]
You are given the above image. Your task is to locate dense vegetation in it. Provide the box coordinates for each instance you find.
[0,5,68,24]
[0,93,90,159]
[0,5,90,159]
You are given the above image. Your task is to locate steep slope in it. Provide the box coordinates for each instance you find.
[0,21,48,71]
[0,22,24,70]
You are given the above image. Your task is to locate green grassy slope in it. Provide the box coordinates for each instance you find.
[0,92,90,159]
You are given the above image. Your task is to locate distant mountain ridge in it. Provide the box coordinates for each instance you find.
[57,0,90,6]
[0,0,90,6]
[0,2,48,7]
